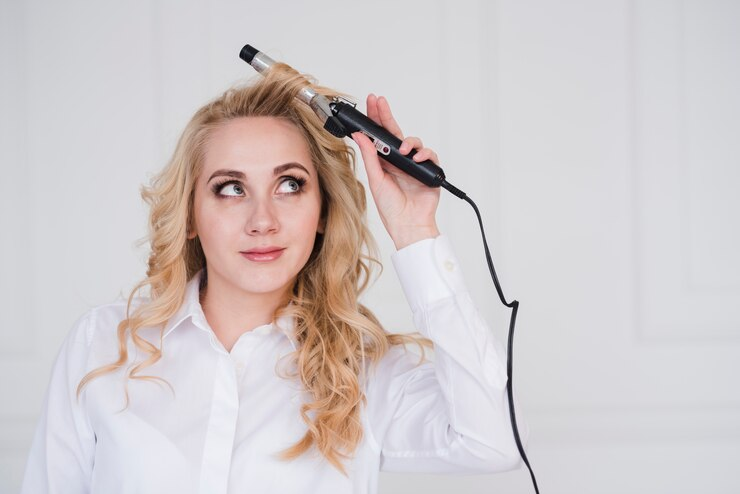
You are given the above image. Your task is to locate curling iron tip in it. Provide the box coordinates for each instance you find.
[239,44,259,64]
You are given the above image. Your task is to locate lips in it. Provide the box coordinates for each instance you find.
[242,246,284,254]
[240,247,285,262]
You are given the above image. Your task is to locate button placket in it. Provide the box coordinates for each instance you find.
[198,354,239,493]
[234,362,246,383]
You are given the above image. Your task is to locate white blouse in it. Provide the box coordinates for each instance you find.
[21,234,528,494]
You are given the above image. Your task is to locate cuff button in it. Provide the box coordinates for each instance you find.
[443,260,455,272]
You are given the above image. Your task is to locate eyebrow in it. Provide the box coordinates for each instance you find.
[207,162,310,183]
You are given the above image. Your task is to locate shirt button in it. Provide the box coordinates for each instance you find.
[235,363,245,373]
[443,260,455,272]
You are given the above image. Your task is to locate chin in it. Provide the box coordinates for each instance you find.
[235,273,294,296]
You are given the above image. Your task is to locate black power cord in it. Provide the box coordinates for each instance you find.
[442,179,540,494]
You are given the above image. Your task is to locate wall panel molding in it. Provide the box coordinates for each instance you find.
[631,0,740,342]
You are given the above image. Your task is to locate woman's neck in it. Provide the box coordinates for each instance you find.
[199,276,290,352]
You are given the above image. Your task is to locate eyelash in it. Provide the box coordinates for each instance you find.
[211,176,307,198]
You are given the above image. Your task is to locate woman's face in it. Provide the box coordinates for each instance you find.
[190,116,324,303]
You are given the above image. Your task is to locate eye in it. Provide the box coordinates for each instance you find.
[277,176,306,195]
[214,181,244,197]
[211,176,307,198]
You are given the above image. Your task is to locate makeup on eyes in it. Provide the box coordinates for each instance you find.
[210,175,308,197]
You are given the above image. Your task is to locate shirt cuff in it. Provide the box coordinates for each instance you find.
[390,234,468,311]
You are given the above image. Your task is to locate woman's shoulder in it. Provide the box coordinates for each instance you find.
[70,295,150,347]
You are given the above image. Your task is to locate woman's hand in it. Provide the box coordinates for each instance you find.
[352,94,441,250]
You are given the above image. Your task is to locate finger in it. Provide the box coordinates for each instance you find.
[411,148,439,164]
[351,132,384,188]
[376,96,404,139]
[399,136,423,155]
[366,93,381,125]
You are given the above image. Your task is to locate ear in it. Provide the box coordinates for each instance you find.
[187,221,198,240]
[317,217,326,235]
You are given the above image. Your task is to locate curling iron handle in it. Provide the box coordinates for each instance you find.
[330,101,446,188]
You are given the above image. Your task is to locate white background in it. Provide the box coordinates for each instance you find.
[1,0,739,492]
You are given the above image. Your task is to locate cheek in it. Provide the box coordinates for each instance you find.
[193,200,239,245]
[286,209,321,237]
[288,197,322,243]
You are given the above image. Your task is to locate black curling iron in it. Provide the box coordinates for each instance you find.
[238,44,468,199]
[239,44,540,494]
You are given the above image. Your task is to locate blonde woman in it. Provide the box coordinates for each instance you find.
[21,63,528,493]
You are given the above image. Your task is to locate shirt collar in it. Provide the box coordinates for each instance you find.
[161,268,298,350]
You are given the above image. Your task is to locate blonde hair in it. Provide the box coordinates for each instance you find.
[77,62,433,475]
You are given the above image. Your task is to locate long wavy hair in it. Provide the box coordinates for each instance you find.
[76,62,433,476]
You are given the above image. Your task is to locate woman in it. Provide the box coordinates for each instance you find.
[21,63,527,493]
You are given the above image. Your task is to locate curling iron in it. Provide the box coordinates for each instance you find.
[238,44,467,199]
[239,44,540,494]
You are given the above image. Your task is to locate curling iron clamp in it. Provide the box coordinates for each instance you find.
[239,43,540,494]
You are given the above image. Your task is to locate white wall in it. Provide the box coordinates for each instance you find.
[1,0,738,492]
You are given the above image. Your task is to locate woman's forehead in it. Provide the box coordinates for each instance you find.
[202,117,314,176]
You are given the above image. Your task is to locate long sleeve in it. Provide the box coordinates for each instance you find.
[367,234,529,474]
[21,310,97,493]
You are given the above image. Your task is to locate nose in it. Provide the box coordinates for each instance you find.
[245,197,280,235]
